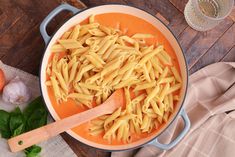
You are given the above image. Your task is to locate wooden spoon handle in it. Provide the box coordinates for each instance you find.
[8,104,110,152]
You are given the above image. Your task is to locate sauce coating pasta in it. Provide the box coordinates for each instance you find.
[46,13,182,145]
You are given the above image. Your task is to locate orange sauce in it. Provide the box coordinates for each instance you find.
[47,13,181,145]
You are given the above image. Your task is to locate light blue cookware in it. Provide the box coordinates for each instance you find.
[39,3,191,151]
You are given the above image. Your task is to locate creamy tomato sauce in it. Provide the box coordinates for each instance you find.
[47,13,181,145]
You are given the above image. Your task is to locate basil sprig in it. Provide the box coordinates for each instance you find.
[0,97,48,157]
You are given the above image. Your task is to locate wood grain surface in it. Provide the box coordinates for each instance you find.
[0,0,235,157]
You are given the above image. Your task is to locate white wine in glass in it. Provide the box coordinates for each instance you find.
[184,0,234,31]
[198,0,219,17]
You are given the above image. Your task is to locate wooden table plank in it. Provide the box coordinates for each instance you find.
[0,2,25,36]
[143,0,188,36]
[1,22,43,74]
[221,46,235,62]
[178,17,233,69]
[169,0,188,13]
[189,23,235,74]
[170,0,235,71]
[0,13,39,66]
[155,13,170,25]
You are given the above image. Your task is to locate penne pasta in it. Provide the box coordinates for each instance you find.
[81,23,99,29]
[157,50,172,65]
[119,61,137,75]
[79,33,92,45]
[171,66,182,83]
[75,64,94,82]
[133,81,156,91]
[166,83,181,94]
[73,82,83,93]
[104,107,122,130]
[50,44,67,52]
[61,31,72,39]
[58,39,82,49]
[120,35,135,44]
[70,25,80,39]
[138,45,163,66]
[69,61,79,83]
[71,47,89,57]
[68,56,77,70]
[89,28,106,36]
[89,128,104,136]
[150,100,162,116]
[145,85,160,103]
[142,64,151,82]
[89,51,105,65]
[50,76,61,101]
[114,77,138,89]
[158,83,170,102]
[102,70,119,86]
[68,93,93,101]
[132,93,146,104]
[79,82,101,91]
[54,71,68,93]
[157,51,172,65]
[45,80,52,86]
[89,14,95,23]
[117,123,125,141]
[97,38,114,55]
[102,44,118,60]
[101,58,122,77]
[124,87,132,113]
[103,120,124,139]
[150,58,163,74]
[85,54,104,68]
[99,25,112,35]
[47,14,182,143]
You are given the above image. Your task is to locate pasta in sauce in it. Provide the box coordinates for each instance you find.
[46,13,182,144]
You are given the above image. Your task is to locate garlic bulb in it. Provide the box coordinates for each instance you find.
[2,76,31,105]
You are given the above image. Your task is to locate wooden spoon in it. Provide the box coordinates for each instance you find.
[8,89,125,152]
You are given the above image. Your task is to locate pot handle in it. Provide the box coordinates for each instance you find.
[150,108,190,150]
[40,4,80,44]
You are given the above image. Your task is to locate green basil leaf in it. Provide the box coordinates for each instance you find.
[0,97,47,157]
[24,145,41,157]
[1,130,11,139]
[27,108,47,130]
[12,123,24,137]
[24,97,48,131]
[9,107,26,137]
[0,110,11,138]
[0,110,10,130]
[11,107,21,115]
[23,97,45,118]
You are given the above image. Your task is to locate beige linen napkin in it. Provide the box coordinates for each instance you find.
[112,62,235,157]
[0,61,76,157]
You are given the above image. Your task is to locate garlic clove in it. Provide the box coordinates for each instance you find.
[2,76,31,105]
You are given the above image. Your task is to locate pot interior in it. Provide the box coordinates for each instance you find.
[40,4,188,151]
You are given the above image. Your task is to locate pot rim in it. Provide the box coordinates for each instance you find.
[39,3,189,152]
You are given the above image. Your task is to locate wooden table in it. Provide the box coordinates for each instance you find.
[0,0,234,156]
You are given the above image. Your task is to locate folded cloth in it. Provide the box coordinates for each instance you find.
[0,61,76,157]
[112,62,235,157]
